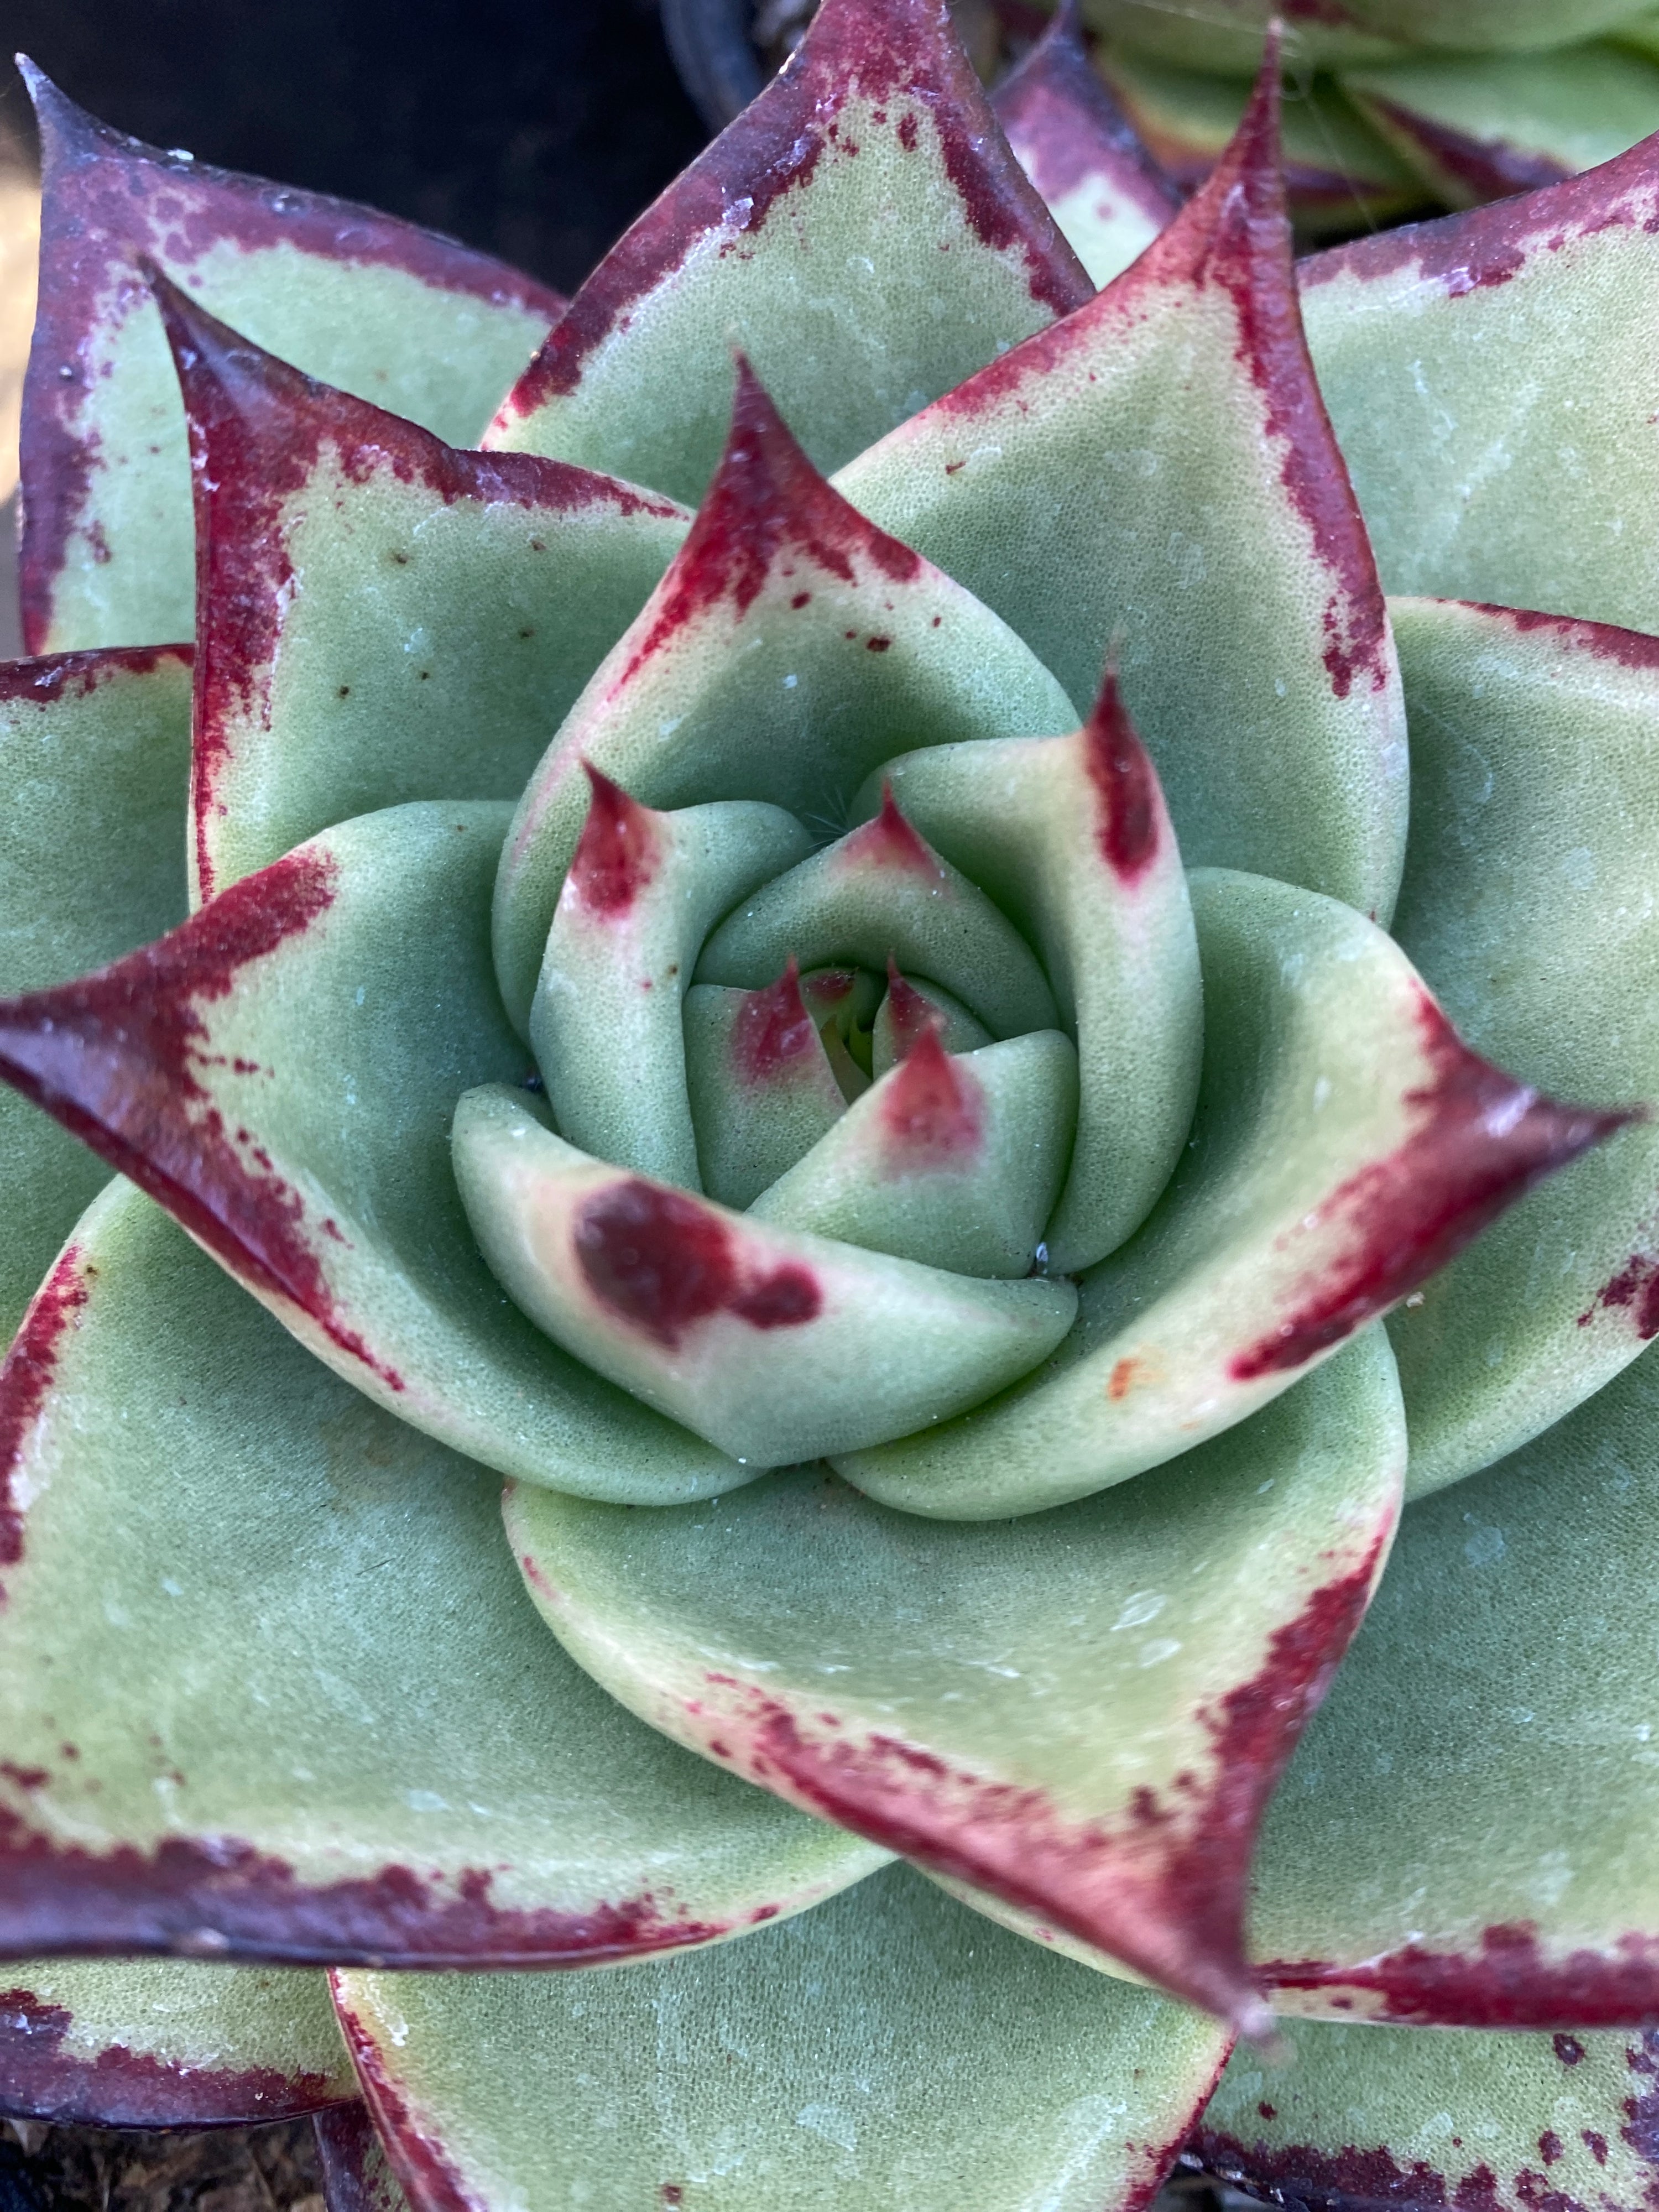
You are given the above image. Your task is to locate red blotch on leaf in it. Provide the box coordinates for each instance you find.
[883,960,937,1061]
[1264,1929,1659,2030]
[0,1249,89,1582]
[731,958,822,1085]
[1083,669,1161,881]
[567,763,662,919]
[1232,993,1635,1381]
[574,1179,822,1349]
[879,1024,984,1167]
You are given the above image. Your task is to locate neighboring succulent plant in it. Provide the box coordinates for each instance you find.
[4,1,1659,2206]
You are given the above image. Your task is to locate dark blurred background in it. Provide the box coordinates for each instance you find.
[0,0,711,295]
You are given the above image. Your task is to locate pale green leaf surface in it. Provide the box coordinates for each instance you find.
[482,0,1090,504]
[1198,2012,1659,2212]
[1082,0,1656,71]
[0,1957,354,2125]
[333,1866,1228,2212]
[491,366,1076,1035]
[533,790,812,1190]
[505,1332,1401,2027]
[0,1181,881,1961]
[0,649,191,1343]
[684,979,849,1211]
[1342,46,1659,208]
[156,286,689,906]
[22,69,562,654]
[1382,599,1659,1498]
[840,868,1598,1520]
[749,1030,1078,1279]
[1300,139,1659,634]
[1249,1337,1659,2025]
[452,1087,1077,1465]
[838,76,1410,929]
[861,720,1199,1272]
[0,801,746,1503]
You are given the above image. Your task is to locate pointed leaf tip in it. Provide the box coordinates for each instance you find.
[1084,669,1164,882]
[731,959,820,1086]
[569,765,662,920]
[878,1024,984,1167]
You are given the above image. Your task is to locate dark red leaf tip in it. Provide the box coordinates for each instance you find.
[567,764,662,920]
[1232,993,1640,1381]
[574,1178,822,1349]
[731,958,825,1085]
[879,1022,984,1166]
[841,782,942,877]
[1082,669,1162,883]
[882,959,941,1062]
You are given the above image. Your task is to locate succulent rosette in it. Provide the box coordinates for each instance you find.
[4,2,1659,2205]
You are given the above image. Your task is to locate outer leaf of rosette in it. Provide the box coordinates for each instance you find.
[749,1029,1079,1279]
[0,1958,354,2126]
[333,1865,1228,2212]
[452,1089,1077,1467]
[855,682,1201,1274]
[0,1181,883,1962]
[1195,2012,1659,2212]
[1081,0,1657,71]
[149,279,690,908]
[838,867,1628,1520]
[693,787,1060,1041]
[0,647,191,1342]
[18,65,564,656]
[838,56,1409,931]
[491,362,1077,1035]
[481,0,1091,506]
[0,800,747,1504]
[1298,135,1659,635]
[531,775,813,1190]
[990,2,1180,288]
[1340,46,1659,208]
[1248,1338,1659,2027]
[1379,601,1659,1499]
[1097,51,1426,233]
[505,1328,1401,2029]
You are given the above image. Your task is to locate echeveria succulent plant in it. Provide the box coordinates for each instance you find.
[4,1,1659,2205]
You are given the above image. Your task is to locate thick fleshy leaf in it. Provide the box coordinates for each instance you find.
[491,363,1076,1032]
[750,1028,1078,1278]
[695,784,1060,1040]
[684,966,850,1209]
[862,682,1199,1272]
[507,1329,1401,2029]
[0,801,745,1502]
[1082,0,1657,72]
[452,1086,1078,1466]
[0,648,191,1342]
[1196,2013,1659,2212]
[1381,601,1659,1499]
[839,868,1626,1520]
[19,66,563,656]
[838,59,1410,928]
[1098,51,1426,233]
[0,1181,882,1963]
[151,281,688,906]
[869,965,990,1074]
[1300,136,1659,634]
[334,1867,1229,2212]
[0,1959,353,2126]
[1342,48,1659,208]
[482,0,1090,505]
[991,3,1179,287]
[531,775,812,1189]
[1249,1338,1659,2027]
[316,2103,413,2212]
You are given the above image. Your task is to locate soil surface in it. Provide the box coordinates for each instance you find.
[0,2119,322,2212]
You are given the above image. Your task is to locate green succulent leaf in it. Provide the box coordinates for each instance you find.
[18,65,563,656]
[482,0,1091,505]
[150,279,689,907]
[683,966,852,1211]
[0,647,191,1341]
[839,62,1411,927]
[1082,0,1659,72]
[0,1957,354,2127]
[0,1181,883,1963]
[0,801,747,1503]
[315,2104,413,2212]
[839,868,1620,1520]
[990,3,1180,288]
[452,1086,1078,1466]
[1249,1335,1659,2026]
[1382,599,1659,1498]
[505,1326,1401,2031]
[333,1864,1230,2212]
[1300,133,1659,634]
[1342,45,1659,207]
[491,361,1076,1036]
[1197,2011,1659,2212]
